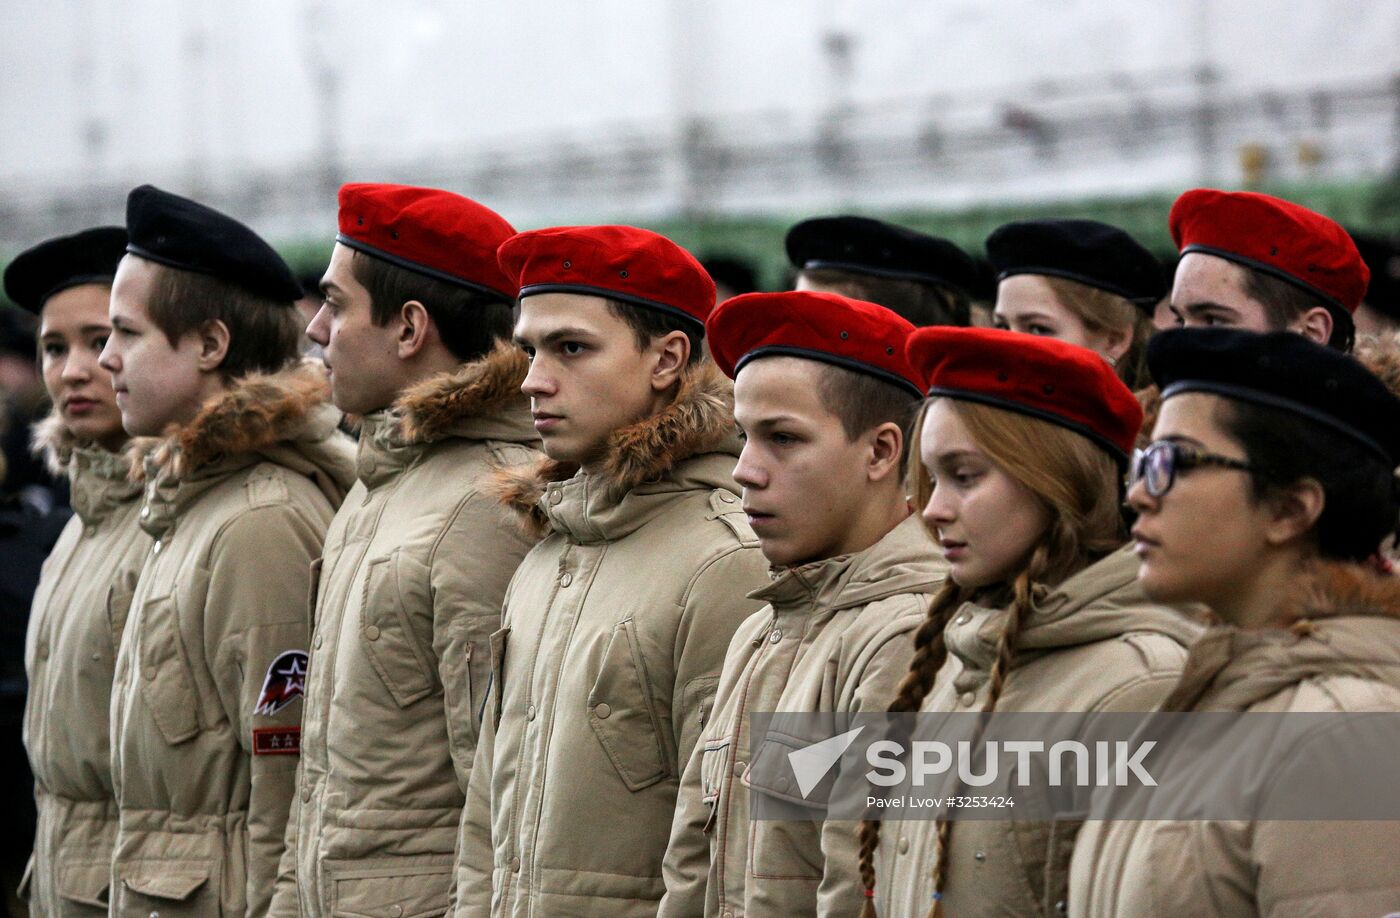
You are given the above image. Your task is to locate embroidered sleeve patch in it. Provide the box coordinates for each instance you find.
[254,650,309,717]
[253,727,301,755]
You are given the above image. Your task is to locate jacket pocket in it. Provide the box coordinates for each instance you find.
[105,571,140,653]
[307,557,325,627]
[487,626,510,729]
[137,595,202,745]
[330,863,452,918]
[587,619,669,792]
[360,552,437,707]
[56,860,111,914]
[699,737,731,834]
[440,616,478,758]
[117,863,216,918]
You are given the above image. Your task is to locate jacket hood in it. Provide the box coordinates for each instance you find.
[134,360,356,511]
[1163,560,1400,712]
[950,546,1203,678]
[354,344,536,487]
[30,410,77,477]
[492,360,741,539]
[31,409,144,523]
[751,513,946,612]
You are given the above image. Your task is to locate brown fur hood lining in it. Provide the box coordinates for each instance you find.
[491,360,736,530]
[1282,560,1400,630]
[391,342,529,445]
[135,360,335,478]
[30,410,77,476]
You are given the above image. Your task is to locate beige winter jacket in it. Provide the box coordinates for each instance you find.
[271,345,540,918]
[874,547,1203,918]
[1070,561,1400,918]
[659,514,946,918]
[453,362,772,918]
[21,419,150,916]
[109,362,355,918]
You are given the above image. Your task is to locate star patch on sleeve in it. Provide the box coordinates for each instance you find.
[253,727,301,755]
[254,649,309,717]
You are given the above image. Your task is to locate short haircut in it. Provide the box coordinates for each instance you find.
[813,361,920,474]
[799,267,970,327]
[605,299,705,366]
[146,264,301,379]
[350,249,515,363]
[1242,267,1353,352]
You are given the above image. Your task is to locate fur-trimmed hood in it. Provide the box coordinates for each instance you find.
[492,360,741,540]
[30,409,143,522]
[135,360,356,519]
[1164,560,1400,712]
[388,341,533,446]
[30,410,78,478]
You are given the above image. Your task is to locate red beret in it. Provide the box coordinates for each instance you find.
[707,291,923,396]
[497,225,715,327]
[907,327,1142,462]
[1169,189,1368,314]
[337,183,517,299]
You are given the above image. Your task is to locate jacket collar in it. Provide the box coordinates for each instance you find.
[134,360,355,538]
[750,514,945,616]
[355,343,535,488]
[31,411,142,524]
[492,361,741,543]
[947,546,1203,690]
[1162,560,1400,712]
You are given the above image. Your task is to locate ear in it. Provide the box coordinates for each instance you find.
[866,421,905,484]
[194,319,231,372]
[1262,477,1326,548]
[396,300,434,360]
[1100,322,1133,364]
[648,330,691,392]
[1298,307,1334,346]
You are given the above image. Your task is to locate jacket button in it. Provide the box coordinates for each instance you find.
[549,489,562,505]
[526,703,536,721]
[1055,901,1067,914]
[898,837,909,854]
[733,760,745,777]
[718,492,735,503]
[509,856,521,872]
[144,666,157,681]
[974,849,987,862]
[389,906,404,918]
[594,703,611,719]
[960,691,976,707]
[768,629,781,643]
[150,911,160,918]
[956,613,971,625]
[314,634,323,649]
[365,625,381,641]
[301,786,311,802]
[152,541,162,555]
[140,506,150,518]
[560,573,573,587]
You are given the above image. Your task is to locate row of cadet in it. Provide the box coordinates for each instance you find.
[5,181,1400,918]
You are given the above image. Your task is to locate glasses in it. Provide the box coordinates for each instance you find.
[1129,441,1255,498]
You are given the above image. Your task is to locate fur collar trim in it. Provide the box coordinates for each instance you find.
[492,360,736,535]
[1281,560,1400,630]
[135,360,333,478]
[390,342,529,445]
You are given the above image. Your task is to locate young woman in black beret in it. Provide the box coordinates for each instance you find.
[1069,328,1400,916]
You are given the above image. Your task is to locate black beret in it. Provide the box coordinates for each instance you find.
[125,185,301,303]
[1148,327,1400,465]
[985,218,1166,311]
[786,215,978,293]
[1351,231,1400,320]
[3,227,128,314]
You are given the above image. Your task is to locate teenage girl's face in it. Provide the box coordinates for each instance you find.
[1127,392,1273,614]
[919,399,1051,589]
[993,274,1121,360]
[38,283,127,451]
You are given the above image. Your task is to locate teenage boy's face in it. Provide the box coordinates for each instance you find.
[306,244,405,415]
[99,255,210,436]
[732,357,888,567]
[1170,252,1333,346]
[515,293,675,468]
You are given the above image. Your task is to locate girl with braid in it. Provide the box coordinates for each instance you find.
[858,328,1201,918]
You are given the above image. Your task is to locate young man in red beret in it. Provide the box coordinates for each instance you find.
[453,225,771,917]
[269,184,540,918]
[1167,189,1369,351]
[658,291,947,918]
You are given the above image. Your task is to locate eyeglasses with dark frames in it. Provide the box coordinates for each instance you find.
[1129,440,1255,498]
